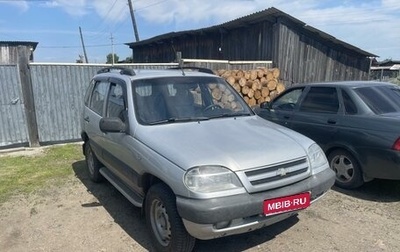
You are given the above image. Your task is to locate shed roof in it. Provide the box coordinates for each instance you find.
[126,7,377,57]
[0,41,38,51]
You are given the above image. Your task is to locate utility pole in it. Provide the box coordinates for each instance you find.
[128,0,140,42]
[79,26,89,63]
[110,33,115,65]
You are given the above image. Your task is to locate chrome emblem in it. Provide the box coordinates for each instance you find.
[276,168,287,177]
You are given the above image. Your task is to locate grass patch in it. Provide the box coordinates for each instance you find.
[0,144,84,204]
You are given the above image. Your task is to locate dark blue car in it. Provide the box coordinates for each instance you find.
[255,81,400,189]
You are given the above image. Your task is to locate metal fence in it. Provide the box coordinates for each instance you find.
[0,65,29,147]
[1,60,271,148]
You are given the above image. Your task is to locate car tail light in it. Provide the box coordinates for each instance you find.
[392,137,400,151]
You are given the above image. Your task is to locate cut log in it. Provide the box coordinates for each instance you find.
[244,71,250,80]
[226,76,236,85]
[236,70,244,79]
[269,90,278,100]
[232,83,241,93]
[272,68,280,79]
[212,88,222,100]
[218,83,227,92]
[250,70,258,80]
[238,77,247,87]
[257,69,265,78]
[241,85,250,95]
[254,90,262,100]
[215,67,282,107]
[276,82,285,94]
[266,71,274,81]
[217,69,226,76]
[209,83,217,89]
[247,89,254,98]
[248,97,257,106]
[267,80,277,91]
[257,97,265,104]
[261,87,270,97]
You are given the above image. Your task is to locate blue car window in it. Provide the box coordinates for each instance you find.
[355,86,400,114]
[271,88,303,110]
[300,87,339,114]
[89,81,109,116]
[342,90,357,115]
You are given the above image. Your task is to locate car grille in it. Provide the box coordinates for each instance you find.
[236,157,310,193]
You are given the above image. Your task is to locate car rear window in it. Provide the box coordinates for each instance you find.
[355,86,400,114]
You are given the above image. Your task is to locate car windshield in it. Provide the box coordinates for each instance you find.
[133,76,253,125]
[355,85,400,114]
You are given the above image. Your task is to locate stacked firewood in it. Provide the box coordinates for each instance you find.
[215,68,285,106]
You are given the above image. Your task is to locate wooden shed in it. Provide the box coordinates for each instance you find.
[126,7,376,85]
[0,41,38,64]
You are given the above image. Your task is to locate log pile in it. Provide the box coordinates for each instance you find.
[215,68,285,107]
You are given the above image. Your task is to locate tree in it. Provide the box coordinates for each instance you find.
[106,53,119,64]
[124,56,133,63]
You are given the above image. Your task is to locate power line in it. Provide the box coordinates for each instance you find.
[39,43,125,49]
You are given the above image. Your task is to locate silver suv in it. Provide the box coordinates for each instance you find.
[81,67,335,252]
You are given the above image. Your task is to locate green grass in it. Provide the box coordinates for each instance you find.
[0,144,84,204]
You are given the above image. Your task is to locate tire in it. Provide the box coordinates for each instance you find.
[328,150,363,189]
[145,183,195,252]
[84,141,104,183]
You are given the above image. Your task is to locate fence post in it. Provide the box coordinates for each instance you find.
[18,46,40,147]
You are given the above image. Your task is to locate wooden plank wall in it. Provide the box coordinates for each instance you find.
[131,19,370,86]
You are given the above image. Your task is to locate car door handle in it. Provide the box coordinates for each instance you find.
[84,116,90,122]
[327,119,336,124]
[283,115,290,119]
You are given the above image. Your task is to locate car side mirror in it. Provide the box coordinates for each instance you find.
[260,101,271,110]
[99,117,126,133]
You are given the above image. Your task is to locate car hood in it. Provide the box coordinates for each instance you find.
[381,112,400,118]
[135,116,313,171]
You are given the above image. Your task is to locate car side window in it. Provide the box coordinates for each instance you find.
[342,90,357,115]
[271,88,304,110]
[89,81,109,115]
[300,87,339,114]
[106,83,126,120]
[84,80,95,106]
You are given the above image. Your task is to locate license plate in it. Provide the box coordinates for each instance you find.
[263,192,311,216]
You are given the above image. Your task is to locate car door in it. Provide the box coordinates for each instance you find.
[290,86,341,150]
[257,87,305,127]
[100,79,144,194]
[83,78,110,161]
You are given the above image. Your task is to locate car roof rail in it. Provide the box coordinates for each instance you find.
[97,67,136,76]
[168,66,215,75]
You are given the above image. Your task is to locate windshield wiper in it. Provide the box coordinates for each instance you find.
[148,116,209,125]
[208,112,252,119]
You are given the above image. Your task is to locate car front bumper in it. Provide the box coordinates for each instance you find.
[176,168,335,240]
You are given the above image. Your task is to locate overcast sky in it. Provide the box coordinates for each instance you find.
[0,0,399,63]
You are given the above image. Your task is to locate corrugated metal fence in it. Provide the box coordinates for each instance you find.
[0,60,271,148]
[0,65,29,146]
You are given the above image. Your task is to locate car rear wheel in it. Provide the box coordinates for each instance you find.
[84,141,103,183]
[328,150,363,189]
[145,183,195,252]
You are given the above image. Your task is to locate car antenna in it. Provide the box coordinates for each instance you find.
[171,43,185,76]
[177,52,185,76]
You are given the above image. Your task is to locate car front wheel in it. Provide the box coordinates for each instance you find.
[145,183,195,252]
[328,150,363,189]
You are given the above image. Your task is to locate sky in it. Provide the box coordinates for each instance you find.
[0,0,399,63]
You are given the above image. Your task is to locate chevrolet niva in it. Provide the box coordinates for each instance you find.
[81,67,335,252]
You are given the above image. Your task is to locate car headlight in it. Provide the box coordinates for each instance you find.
[308,143,329,175]
[184,166,243,193]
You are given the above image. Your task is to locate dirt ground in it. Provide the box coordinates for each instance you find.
[1,156,400,252]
